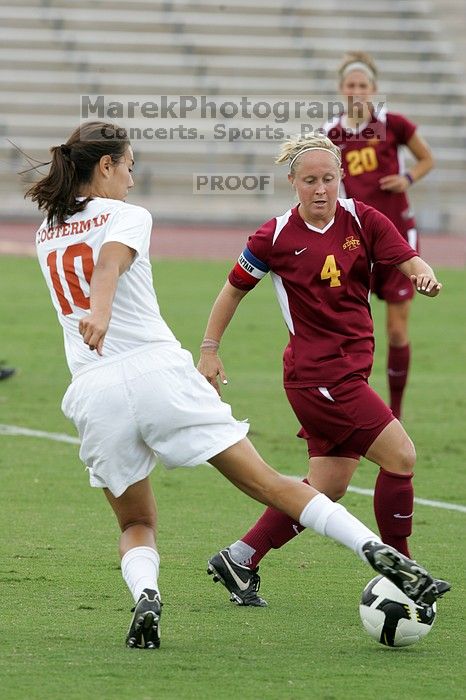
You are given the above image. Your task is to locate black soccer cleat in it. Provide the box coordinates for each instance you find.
[362,541,451,607]
[207,549,267,607]
[433,578,451,598]
[126,588,162,649]
[0,363,15,381]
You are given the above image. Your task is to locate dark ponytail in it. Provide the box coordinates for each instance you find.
[26,121,130,225]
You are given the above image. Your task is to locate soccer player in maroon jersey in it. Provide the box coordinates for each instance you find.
[324,51,434,420]
[198,135,448,607]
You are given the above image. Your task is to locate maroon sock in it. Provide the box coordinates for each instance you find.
[374,467,413,557]
[242,478,309,568]
[387,344,410,419]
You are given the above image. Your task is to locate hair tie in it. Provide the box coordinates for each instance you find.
[60,144,71,157]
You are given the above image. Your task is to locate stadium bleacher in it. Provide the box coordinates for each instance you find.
[0,0,464,232]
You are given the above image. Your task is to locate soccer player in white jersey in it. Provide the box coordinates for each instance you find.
[28,121,448,648]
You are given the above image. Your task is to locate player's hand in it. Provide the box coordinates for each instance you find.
[379,174,410,193]
[79,313,110,355]
[197,351,228,395]
[410,275,442,297]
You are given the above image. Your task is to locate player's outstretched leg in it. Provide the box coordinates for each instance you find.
[207,541,451,609]
[207,549,267,607]
[208,440,450,609]
[126,588,162,649]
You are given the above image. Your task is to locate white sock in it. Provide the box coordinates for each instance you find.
[299,493,381,562]
[228,540,256,566]
[121,546,160,602]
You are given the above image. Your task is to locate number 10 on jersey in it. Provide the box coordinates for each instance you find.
[46,242,95,315]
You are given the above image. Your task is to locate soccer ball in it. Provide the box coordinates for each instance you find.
[359,575,436,647]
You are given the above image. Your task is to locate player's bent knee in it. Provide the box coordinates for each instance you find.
[394,439,416,472]
[403,439,416,470]
[307,474,348,501]
[327,485,347,501]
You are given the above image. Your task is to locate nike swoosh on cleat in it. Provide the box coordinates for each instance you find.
[400,571,419,583]
[220,553,250,591]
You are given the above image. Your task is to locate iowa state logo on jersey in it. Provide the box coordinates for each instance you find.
[342,235,360,251]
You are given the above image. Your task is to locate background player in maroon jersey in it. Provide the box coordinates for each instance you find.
[198,135,445,607]
[324,51,434,420]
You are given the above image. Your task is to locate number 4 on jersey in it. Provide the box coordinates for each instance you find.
[320,254,341,287]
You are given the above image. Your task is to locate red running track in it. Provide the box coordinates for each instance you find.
[0,221,464,267]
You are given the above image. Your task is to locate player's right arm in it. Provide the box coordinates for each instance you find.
[79,241,135,355]
[198,235,272,394]
[197,281,249,393]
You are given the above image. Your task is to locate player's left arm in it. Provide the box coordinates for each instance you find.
[79,241,135,354]
[364,204,441,297]
[379,131,434,193]
[397,255,442,297]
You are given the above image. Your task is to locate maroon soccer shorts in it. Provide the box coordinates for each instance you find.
[371,262,415,303]
[286,377,395,460]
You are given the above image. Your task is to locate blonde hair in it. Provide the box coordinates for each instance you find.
[338,51,378,84]
[276,135,342,173]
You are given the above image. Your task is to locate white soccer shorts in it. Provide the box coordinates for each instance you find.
[61,344,249,497]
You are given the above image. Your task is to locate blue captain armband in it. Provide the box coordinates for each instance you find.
[231,247,269,286]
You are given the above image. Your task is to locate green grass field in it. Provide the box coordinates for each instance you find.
[0,257,465,700]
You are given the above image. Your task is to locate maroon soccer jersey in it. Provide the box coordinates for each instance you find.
[324,111,417,239]
[228,199,417,387]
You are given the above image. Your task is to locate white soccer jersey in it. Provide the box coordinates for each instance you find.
[36,197,178,376]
